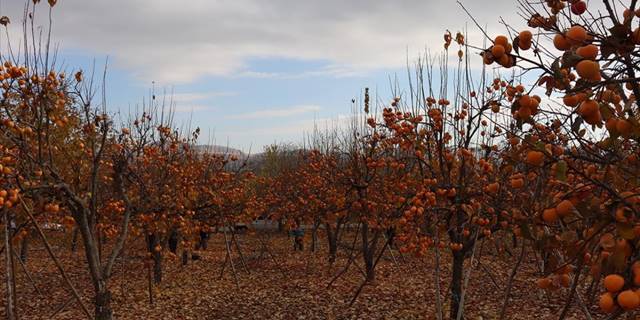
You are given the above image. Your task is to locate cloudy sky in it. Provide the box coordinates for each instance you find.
[0,0,520,152]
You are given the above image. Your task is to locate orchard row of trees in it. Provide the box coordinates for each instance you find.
[1,0,640,319]
[0,3,263,319]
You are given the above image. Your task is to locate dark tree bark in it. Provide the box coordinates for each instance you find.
[326,223,338,264]
[94,285,112,320]
[182,250,189,265]
[153,250,163,284]
[146,233,163,284]
[168,229,179,254]
[278,218,285,234]
[70,227,79,253]
[361,223,379,282]
[19,231,29,262]
[311,221,319,252]
[4,210,16,320]
[196,230,209,250]
[450,251,465,320]
[386,227,395,248]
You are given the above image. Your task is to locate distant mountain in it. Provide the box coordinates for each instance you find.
[193,145,244,156]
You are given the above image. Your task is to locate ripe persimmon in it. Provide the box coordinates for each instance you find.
[510,178,524,189]
[542,208,558,222]
[617,290,640,310]
[615,207,629,223]
[579,100,599,116]
[599,292,616,313]
[615,119,633,138]
[576,44,598,60]
[563,94,581,107]
[556,200,574,216]
[536,277,552,289]
[528,98,540,114]
[491,45,505,58]
[526,151,544,166]
[553,34,571,50]
[604,274,625,292]
[576,60,600,80]
[494,35,509,47]
[519,30,532,42]
[605,118,619,134]
[571,1,587,15]
[518,105,532,119]
[633,27,640,45]
[566,25,588,45]
[519,30,533,50]
[624,9,634,21]
[583,110,602,125]
[519,95,532,108]
[498,54,513,68]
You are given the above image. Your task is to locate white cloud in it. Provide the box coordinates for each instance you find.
[170,92,236,103]
[172,104,213,113]
[225,105,321,120]
[1,0,522,84]
[148,91,233,113]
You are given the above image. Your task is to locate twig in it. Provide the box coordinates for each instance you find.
[4,208,16,320]
[574,289,594,320]
[49,295,75,319]
[434,221,443,320]
[456,231,480,320]
[348,234,391,306]
[382,232,401,270]
[476,260,501,291]
[557,260,585,320]
[222,224,240,288]
[11,245,43,296]
[327,223,361,289]
[256,231,286,278]
[499,240,526,320]
[230,228,250,274]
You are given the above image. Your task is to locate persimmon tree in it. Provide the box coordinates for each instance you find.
[353,33,527,319]
[0,24,128,320]
[300,149,350,262]
[117,106,200,284]
[478,0,640,317]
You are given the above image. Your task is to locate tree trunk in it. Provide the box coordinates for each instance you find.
[71,227,79,253]
[197,230,209,250]
[20,232,29,262]
[386,227,395,248]
[94,286,113,320]
[361,223,376,282]
[153,250,162,284]
[326,223,338,264]
[182,250,189,265]
[450,251,465,320]
[146,233,163,284]
[311,223,319,252]
[168,229,179,254]
[278,218,285,234]
[4,210,16,320]
[364,252,375,281]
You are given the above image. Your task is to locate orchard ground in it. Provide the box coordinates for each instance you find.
[0,228,604,319]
